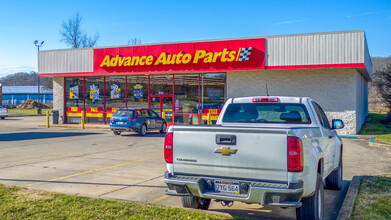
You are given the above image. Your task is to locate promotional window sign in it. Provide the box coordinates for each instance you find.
[90,84,99,100]
[69,85,79,99]
[110,84,121,99]
[133,83,143,99]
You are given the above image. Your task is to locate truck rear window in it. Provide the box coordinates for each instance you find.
[222,103,311,124]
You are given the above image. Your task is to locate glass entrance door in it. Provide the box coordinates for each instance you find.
[150,95,173,124]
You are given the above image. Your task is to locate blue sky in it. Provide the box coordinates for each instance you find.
[0,0,390,77]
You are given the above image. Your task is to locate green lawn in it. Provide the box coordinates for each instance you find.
[8,109,52,115]
[351,175,391,219]
[0,184,228,219]
[358,113,391,145]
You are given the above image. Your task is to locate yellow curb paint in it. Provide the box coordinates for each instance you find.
[24,157,153,187]
[150,195,171,204]
[0,152,80,166]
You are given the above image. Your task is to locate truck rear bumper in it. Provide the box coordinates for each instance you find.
[164,172,303,208]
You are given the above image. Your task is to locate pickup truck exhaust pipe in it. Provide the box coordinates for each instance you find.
[216,200,234,207]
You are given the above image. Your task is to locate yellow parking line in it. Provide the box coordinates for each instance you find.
[0,152,80,166]
[25,157,153,187]
[150,195,171,204]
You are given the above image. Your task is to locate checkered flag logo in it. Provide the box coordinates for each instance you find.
[239,47,252,61]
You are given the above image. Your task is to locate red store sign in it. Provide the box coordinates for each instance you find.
[94,38,265,74]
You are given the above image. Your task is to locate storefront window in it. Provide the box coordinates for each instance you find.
[174,74,199,124]
[150,75,173,95]
[200,73,226,124]
[127,75,149,108]
[105,76,126,123]
[85,77,105,124]
[65,77,84,123]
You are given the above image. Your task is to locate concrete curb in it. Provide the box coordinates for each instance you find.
[336,176,362,220]
[38,124,109,129]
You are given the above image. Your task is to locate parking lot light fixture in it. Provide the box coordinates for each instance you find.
[34,40,44,114]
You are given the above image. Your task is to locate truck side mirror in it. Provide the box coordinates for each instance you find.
[332,119,344,129]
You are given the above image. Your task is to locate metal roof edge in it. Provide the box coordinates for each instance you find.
[39,30,366,53]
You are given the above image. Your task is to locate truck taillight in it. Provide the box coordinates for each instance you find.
[288,137,303,172]
[252,97,279,103]
[164,133,173,163]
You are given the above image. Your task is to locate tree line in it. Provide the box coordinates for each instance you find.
[0,72,52,89]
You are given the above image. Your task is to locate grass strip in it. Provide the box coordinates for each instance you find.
[351,174,391,219]
[358,112,391,145]
[8,109,52,115]
[0,184,228,219]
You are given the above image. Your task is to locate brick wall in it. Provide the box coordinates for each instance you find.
[227,68,367,134]
[53,76,64,124]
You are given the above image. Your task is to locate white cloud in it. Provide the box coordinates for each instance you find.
[272,19,308,25]
[0,65,37,78]
[347,10,391,18]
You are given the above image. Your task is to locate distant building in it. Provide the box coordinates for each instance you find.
[1,86,53,105]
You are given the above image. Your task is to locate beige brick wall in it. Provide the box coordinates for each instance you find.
[53,76,64,124]
[227,68,367,134]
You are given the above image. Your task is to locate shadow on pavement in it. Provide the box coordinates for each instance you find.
[0,178,166,188]
[0,132,100,141]
[208,180,351,220]
[121,132,165,138]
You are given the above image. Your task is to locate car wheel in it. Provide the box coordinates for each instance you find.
[296,173,324,220]
[160,122,167,133]
[181,196,211,210]
[325,153,343,190]
[113,131,121,136]
[1,117,4,119]
[138,124,147,136]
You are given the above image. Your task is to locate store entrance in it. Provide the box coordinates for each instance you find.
[150,95,173,124]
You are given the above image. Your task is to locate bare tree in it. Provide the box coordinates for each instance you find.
[60,12,100,48]
[375,64,391,120]
[128,37,142,45]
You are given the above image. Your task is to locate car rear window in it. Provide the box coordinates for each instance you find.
[113,110,135,117]
[222,103,311,124]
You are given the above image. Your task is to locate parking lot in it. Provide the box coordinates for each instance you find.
[1,116,391,219]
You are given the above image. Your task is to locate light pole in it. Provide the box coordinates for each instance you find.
[34,40,44,114]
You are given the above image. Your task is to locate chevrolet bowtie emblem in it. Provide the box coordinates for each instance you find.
[215,147,237,155]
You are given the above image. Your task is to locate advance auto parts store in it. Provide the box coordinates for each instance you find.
[39,30,372,134]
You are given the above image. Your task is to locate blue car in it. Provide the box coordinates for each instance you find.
[110,108,167,136]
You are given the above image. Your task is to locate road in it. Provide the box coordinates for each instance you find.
[0,116,390,219]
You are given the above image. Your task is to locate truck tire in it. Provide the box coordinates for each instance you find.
[296,174,324,220]
[325,155,343,190]
[138,124,147,136]
[181,196,211,210]
[160,122,167,133]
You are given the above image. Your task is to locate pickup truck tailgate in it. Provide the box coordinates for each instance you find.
[172,126,288,182]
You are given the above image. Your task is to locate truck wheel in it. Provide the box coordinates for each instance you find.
[160,122,167,133]
[181,196,211,210]
[296,174,324,220]
[325,155,343,190]
[113,131,121,135]
[138,124,147,136]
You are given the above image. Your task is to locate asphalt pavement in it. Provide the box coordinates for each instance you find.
[0,116,390,219]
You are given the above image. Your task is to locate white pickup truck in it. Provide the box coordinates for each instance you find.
[164,96,345,219]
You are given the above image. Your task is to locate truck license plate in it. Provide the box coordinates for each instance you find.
[214,181,240,194]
